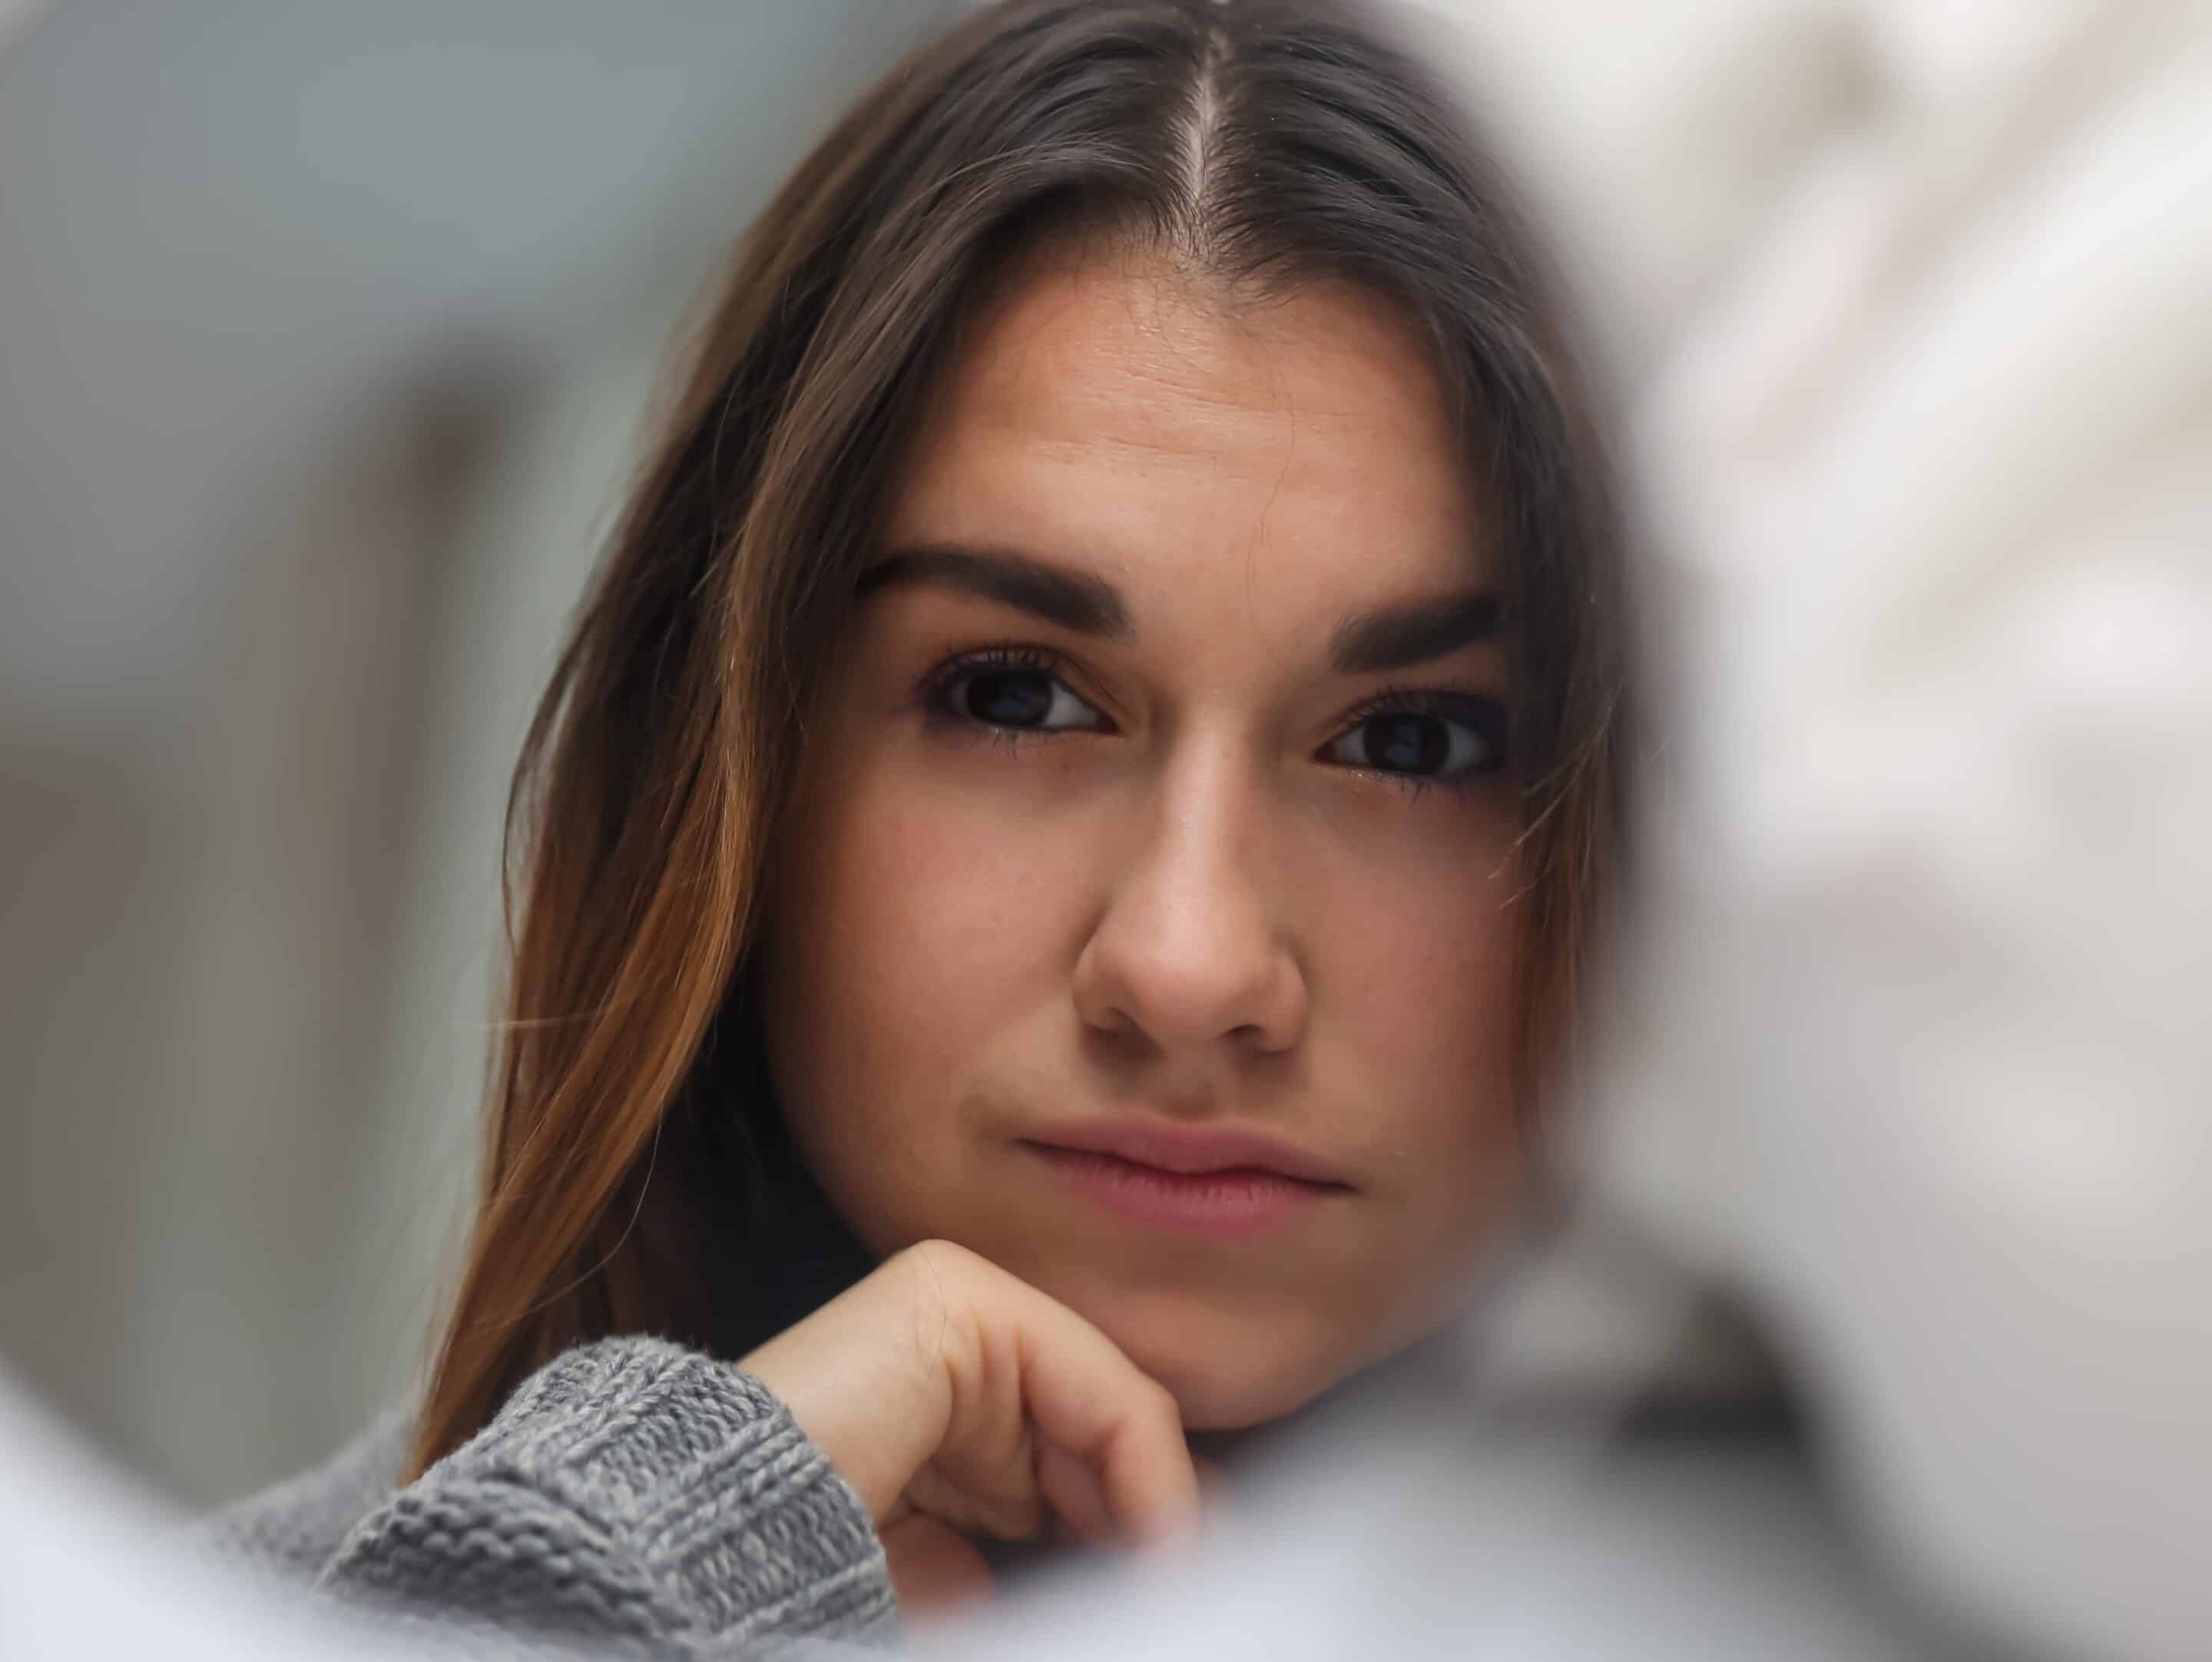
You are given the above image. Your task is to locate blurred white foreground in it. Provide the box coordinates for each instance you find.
[1579,2,2212,1656]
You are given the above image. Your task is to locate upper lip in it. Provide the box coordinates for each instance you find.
[1022,1119,1353,1188]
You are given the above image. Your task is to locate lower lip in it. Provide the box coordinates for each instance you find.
[1022,1143,1343,1238]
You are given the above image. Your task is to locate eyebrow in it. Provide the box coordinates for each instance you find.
[859,545,1132,639]
[1329,591,1502,674]
[860,540,1501,673]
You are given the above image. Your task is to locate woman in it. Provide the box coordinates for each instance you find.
[208,0,1627,1650]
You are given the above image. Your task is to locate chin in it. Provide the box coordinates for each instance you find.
[1065,1283,1370,1432]
[1149,1359,1330,1432]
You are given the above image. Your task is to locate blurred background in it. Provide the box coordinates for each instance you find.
[0,0,963,1505]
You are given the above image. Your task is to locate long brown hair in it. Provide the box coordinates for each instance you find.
[409,0,1628,1478]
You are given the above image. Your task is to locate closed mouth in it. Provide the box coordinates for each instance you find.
[1018,1124,1352,1237]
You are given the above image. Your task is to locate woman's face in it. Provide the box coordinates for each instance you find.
[763,250,1525,1429]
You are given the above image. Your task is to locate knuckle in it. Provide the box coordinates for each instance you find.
[1145,1377,1184,1429]
[902,1238,977,1284]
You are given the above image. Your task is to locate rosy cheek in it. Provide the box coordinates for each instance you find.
[1326,824,1514,990]
[894,790,1068,952]
[816,765,1082,1069]
[1314,855,1518,1149]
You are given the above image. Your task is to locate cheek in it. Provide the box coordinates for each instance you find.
[765,760,1084,1235]
[1310,833,1522,1197]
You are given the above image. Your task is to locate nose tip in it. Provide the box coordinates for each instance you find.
[1075,931,1306,1057]
[1071,847,1308,1059]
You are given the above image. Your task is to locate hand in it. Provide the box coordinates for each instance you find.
[739,1240,1200,1609]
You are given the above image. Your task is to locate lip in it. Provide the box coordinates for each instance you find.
[1018,1120,1353,1239]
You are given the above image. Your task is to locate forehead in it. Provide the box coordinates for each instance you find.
[885,250,1488,621]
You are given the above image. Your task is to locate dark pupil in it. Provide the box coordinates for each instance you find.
[1365,713,1447,774]
[965,670,1053,727]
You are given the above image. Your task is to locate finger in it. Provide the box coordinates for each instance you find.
[905,1460,1048,1543]
[882,1512,996,1621]
[1035,1440,1112,1545]
[896,1241,1200,1543]
[995,1293,1200,1544]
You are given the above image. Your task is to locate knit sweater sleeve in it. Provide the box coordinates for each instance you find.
[320,1336,898,1658]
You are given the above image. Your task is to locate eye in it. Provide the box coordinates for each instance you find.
[1320,694,1507,785]
[929,649,1110,735]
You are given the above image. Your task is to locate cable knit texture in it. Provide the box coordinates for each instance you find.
[207,1337,897,1659]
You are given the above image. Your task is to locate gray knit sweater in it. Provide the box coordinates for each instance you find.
[200,1336,898,1659]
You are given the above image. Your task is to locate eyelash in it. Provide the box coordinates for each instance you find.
[916,644,1509,797]
[1330,683,1510,800]
[915,644,1098,751]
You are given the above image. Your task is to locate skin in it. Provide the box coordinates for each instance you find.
[763,246,1525,1432]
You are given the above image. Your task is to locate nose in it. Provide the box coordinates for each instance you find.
[1071,744,1309,1060]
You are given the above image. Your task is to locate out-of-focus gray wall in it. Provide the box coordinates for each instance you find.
[0,0,957,1507]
